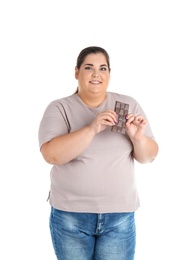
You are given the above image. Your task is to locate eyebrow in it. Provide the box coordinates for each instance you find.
[84,63,108,67]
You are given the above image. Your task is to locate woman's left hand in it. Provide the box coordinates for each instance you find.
[125,114,148,141]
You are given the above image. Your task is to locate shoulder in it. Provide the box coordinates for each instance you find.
[42,94,77,116]
[46,94,76,107]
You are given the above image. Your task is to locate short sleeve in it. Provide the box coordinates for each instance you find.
[38,100,70,148]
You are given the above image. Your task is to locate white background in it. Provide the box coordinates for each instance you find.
[0,0,189,259]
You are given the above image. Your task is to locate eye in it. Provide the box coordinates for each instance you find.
[84,66,92,70]
[100,67,107,71]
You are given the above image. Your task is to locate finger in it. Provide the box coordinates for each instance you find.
[102,110,117,123]
[125,114,135,124]
[103,114,116,125]
[134,115,148,125]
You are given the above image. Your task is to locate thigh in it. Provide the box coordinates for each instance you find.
[94,212,136,260]
[49,207,96,260]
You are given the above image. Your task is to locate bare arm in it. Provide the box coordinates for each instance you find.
[40,110,117,165]
[40,126,95,165]
[126,114,159,163]
[131,136,158,163]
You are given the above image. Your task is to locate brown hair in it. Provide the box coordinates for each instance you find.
[76,46,111,70]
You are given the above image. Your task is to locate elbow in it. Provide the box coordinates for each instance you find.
[135,156,157,164]
[134,143,159,164]
[40,143,61,165]
[148,143,159,163]
[42,154,57,165]
[145,140,159,164]
[151,142,159,162]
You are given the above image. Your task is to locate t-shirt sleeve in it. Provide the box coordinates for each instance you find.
[38,100,70,148]
[129,97,155,140]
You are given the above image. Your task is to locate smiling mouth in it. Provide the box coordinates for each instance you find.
[89,80,101,84]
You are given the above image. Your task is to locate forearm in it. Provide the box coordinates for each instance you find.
[131,136,159,164]
[40,126,96,165]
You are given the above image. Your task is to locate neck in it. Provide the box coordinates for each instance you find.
[77,92,107,108]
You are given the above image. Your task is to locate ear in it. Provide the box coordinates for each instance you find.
[75,67,79,79]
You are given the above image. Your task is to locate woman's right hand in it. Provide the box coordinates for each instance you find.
[89,110,117,134]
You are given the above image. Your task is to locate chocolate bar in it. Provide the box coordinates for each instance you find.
[111,101,129,134]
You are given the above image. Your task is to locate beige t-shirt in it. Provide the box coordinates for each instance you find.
[38,92,155,213]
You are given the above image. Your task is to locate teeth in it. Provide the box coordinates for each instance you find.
[91,81,100,83]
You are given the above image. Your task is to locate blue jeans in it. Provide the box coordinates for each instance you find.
[50,207,136,260]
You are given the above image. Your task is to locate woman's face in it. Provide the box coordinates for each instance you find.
[75,53,110,97]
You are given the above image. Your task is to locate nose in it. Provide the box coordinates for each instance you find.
[92,69,100,77]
